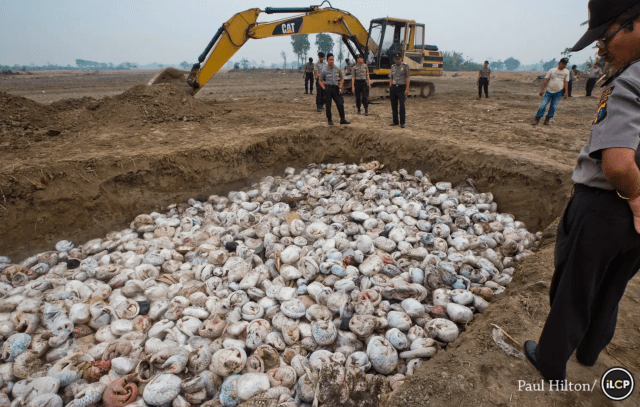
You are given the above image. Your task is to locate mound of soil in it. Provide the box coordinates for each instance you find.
[0,92,56,146]
[0,84,214,149]
[54,83,214,126]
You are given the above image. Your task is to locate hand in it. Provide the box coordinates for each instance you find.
[628,194,640,233]
[563,94,568,99]
[539,91,544,97]
[404,89,409,96]
[351,87,355,93]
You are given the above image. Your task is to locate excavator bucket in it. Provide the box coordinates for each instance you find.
[147,67,193,94]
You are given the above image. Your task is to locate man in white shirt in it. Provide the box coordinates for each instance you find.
[532,58,571,125]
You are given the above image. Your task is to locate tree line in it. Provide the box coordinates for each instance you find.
[1,59,139,73]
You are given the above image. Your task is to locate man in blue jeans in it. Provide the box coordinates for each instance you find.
[532,58,570,125]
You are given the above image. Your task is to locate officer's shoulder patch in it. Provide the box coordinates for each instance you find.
[593,86,614,125]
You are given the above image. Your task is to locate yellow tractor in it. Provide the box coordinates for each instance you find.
[149,2,443,98]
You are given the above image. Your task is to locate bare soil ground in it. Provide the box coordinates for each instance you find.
[1,69,638,406]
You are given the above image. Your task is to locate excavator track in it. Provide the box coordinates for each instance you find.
[342,77,435,99]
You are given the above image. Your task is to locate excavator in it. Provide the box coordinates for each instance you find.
[148,2,443,98]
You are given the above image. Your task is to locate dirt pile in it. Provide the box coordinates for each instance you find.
[0,92,56,145]
[55,83,214,126]
[1,84,216,149]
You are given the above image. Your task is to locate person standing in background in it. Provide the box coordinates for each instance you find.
[532,58,570,126]
[389,52,410,128]
[351,54,371,116]
[568,65,578,97]
[586,62,603,96]
[314,52,327,111]
[477,61,491,99]
[303,57,314,95]
[319,53,350,126]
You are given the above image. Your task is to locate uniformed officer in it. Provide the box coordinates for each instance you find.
[319,53,350,126]
[351,54,371,116]
[303,57,314,95]
[389,52,410,128]
[524,0,640,382]
[314,52,327,112]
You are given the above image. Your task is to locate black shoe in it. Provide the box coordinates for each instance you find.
[576,354,596,367]
[401,124,405,128]
[390,123,399,126]
[524,341,566,381]
[310,92,313,95]
[304,91,308,94]
[328,121,334,125]
[365,109,369,116]
[317,108,322,112]
[340,119,350,125]
[357,108,361,115]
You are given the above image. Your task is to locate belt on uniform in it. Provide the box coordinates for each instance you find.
[326,84,339,88]
[392,84,406,86]
[355,79,367,82]
[573,183,617,196]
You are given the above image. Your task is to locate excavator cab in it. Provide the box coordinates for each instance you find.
[366,19,415,69]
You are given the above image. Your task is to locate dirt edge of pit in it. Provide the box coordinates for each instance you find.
[0,127,573,262]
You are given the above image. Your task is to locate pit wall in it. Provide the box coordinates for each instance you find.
[0,128,573,261]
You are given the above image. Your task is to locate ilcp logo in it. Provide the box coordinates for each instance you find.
[601,367,634,401]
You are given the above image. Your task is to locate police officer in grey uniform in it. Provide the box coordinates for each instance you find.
[314,52,327,112]
[319,53,350,126]
[389,52,411,128]
[351,54,371,116]
[524,0,640,382]
[304,57,314,95]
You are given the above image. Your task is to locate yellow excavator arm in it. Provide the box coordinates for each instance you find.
[184,5,373,95]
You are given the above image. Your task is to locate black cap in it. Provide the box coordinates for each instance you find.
[572,0,640,51]
[393,52,402,59]
[559,58,569,64]
[318,52,325,57]
[355,54,363,59]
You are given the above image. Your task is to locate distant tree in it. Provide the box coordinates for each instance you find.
[543,58,558,71]
[504,57,521,71]
[291,35,311,67]
[233,62,240,70]
[270,63,279,69]
[337,38,345,67]
[240,58,250,69]
[489,60,504,71]
[180,61,191,69]
[442,51,482,71]
[315,33,334,56]
[561,47,573,61]
[280,51,287,69]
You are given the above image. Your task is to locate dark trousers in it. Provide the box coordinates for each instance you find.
[535,184,640,380]
[478,77,489,98]
[354,80,369,109]
[324,85,345,122]
[586,78,597,97]
[390,84,407,125]
[316,79,324,108]
[567,80,573,97]
[305,73,314,93]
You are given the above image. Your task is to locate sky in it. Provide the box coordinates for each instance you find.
[0,0,599,68]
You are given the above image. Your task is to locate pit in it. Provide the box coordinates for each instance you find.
[2,71,637,407]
